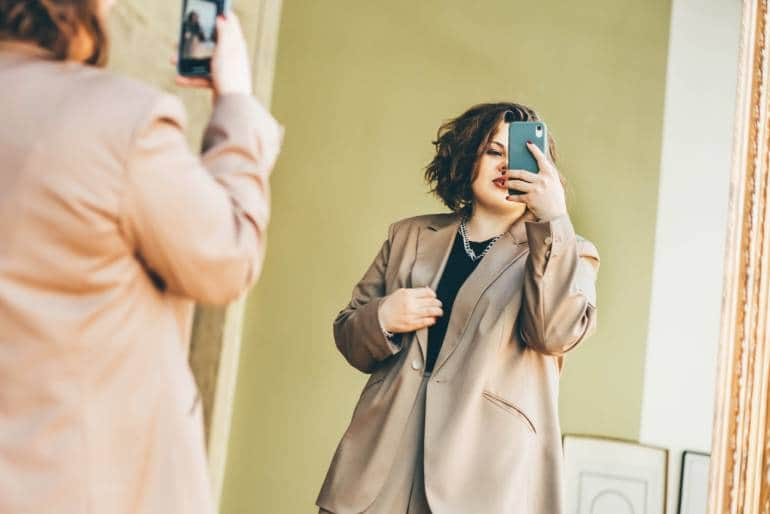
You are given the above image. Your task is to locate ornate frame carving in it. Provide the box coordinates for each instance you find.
[709,1,770,513]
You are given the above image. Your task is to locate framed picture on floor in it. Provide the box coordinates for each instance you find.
[677,451,710,514]
[563,434,668,514]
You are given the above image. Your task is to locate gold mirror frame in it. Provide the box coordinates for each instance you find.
[709,1,770,513]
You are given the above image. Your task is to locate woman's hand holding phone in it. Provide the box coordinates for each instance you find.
[175,13,252,98]
[378,287,444,334]
[505,143,567,222]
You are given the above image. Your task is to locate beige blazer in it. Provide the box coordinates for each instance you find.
[317,212,599,514]
[0,42,281,514]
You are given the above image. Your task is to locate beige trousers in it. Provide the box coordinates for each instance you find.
[319,374,432,514]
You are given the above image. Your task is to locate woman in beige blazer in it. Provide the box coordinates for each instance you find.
[0,2,281,513]
[317,103,599,514]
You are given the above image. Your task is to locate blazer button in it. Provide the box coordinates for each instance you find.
[544,236,553,245]
[411,360,423,371]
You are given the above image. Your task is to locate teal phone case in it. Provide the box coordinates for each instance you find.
[508,121,547,194]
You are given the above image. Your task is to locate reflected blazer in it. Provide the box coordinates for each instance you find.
[0,42,282,514]
[317,212,600,514]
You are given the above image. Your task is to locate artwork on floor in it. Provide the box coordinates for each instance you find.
[677,451,710,514]
[563,434,668,514]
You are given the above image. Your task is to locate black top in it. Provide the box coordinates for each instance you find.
[425,232,496,373]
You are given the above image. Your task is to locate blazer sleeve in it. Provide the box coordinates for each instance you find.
[333,224,403,373]
[120,93,283,305]
[518,214,600,356]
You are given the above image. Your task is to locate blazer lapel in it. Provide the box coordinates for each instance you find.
[410,216,460,358]
[431,216,530,374]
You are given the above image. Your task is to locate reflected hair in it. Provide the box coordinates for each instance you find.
[0,0,109,66]
[424,102,562,219]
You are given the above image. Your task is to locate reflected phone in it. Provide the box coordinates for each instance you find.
[507,120,548,195]
[177,0,231,77]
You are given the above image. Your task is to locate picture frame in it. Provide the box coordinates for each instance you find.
[678,451,710,514]
[563,434,668,514]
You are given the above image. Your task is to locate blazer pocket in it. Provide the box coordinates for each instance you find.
[482,390,537,434]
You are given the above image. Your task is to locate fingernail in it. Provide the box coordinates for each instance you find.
[527,140,533,145]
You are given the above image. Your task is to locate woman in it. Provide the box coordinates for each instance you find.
[0,1,281,513]
[181,10,209,59]
[317,103,599,513]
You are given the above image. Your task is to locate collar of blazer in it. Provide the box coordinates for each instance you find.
[410,213,531,372]
[0,40,54,60]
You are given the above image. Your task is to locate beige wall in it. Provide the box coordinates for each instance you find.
[108,2,267,144]
[640,0,740,512]
[106,1,277,504]
[220,1,672,512]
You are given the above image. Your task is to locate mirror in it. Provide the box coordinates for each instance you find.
[105,1,756,513]
[214,1,743,513]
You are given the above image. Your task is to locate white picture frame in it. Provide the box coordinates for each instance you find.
[678,451,710,514]
[563,434,668,514]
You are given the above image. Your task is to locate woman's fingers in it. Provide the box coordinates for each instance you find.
[413,317,438,329]
[383,287,445,333]
[420,306,444,317]
[175,76,213,89]
[418,297,442,308]
[414,298,442,313]
[506,179,535,192]
[396,317,436,332]
[210,12,252,96]
[506,193,531,203]
[415,287,437,298]
[526,142,554,175]
[506,169,538,182]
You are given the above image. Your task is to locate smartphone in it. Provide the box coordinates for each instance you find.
[507,121,548,195]
[177,0,230,77]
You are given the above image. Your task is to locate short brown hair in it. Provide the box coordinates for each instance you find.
[425,102,561,219]
[0,0,109,66]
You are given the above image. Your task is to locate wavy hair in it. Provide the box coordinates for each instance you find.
[0,0,109,66]
[425,102,562,219]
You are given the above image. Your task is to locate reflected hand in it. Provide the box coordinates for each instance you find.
[173,13,252,97]
[504,142,567,222]
[378,287,443,334]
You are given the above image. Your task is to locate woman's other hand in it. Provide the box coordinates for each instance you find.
[378,287,443,334]
[175,13,252,97]
[505,142,567,222]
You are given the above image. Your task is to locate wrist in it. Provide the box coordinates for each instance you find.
[536,210,568,223]
[215,85,252,98]
[377,298,393,338]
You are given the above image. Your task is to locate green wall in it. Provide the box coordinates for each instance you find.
[222,1,672,512]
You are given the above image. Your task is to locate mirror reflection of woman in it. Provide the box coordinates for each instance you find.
[182,10,207,58]
[317,103,600,514]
